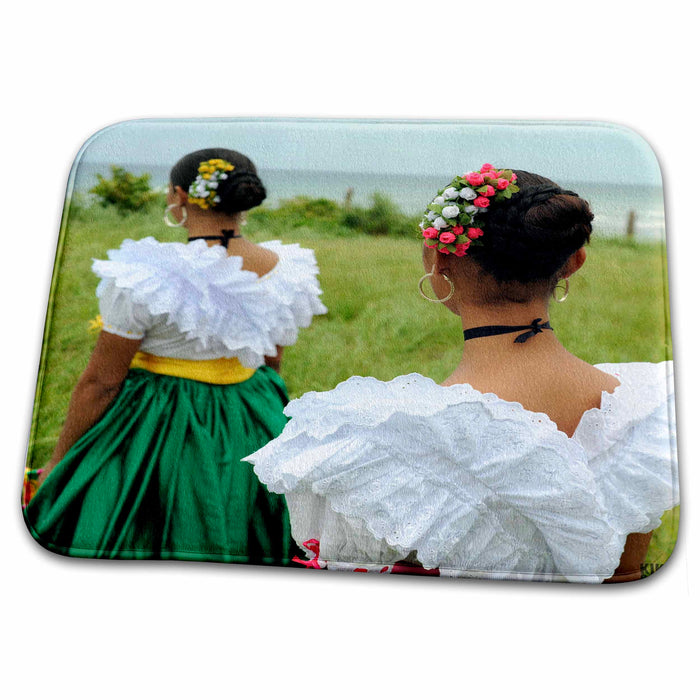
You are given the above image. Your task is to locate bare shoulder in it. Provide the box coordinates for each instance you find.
[569,355,621,395]
[462,351,622,437]
[227,239,280,277]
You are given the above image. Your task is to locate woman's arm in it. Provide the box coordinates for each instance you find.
[264,346,284,373]
[603,532,654,583]
[36,331,142,488]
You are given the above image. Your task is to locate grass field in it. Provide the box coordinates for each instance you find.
[26,196,679,572]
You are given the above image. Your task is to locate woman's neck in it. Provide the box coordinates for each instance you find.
[185,213,242,247]
[447,298,565,381]
[458,298,551,332]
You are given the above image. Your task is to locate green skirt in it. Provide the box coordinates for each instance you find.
[24,366,300,565]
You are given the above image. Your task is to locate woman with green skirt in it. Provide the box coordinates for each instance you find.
[24,149,327,564]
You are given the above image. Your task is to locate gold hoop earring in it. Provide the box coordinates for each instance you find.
[164,204,188,228]
[553,278,570,303]
[419,265,455,303]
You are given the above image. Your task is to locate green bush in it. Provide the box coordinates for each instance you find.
[248,193,419,238]
[342,192,417,237]
[255,197,341,227]
[90,166,159,216]
[283,196,341,221]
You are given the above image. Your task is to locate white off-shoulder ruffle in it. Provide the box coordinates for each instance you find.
[257,240,328,347]
[575,362,678,536]
[245,362,678,582]
[92,237,327,367]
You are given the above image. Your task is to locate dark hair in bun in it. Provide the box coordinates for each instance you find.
[469,170,594,284]
[170,148,267,214]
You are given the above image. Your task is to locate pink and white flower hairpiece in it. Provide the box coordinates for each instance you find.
[420,164,519,256]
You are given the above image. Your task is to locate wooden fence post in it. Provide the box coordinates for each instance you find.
[344,187,354,208]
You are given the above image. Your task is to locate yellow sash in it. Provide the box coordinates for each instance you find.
[130,351,256,384]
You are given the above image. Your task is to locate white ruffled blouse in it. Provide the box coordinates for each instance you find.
[246,361,679,583]
[92,237,327,368]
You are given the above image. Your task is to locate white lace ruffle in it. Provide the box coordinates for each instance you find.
[577,362,679,535]
[246,364,678,583]
[92,237,327,368]
[258,240,328,347]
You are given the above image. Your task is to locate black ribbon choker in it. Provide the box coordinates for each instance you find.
[462,318,553,344]
[188,229,242,247]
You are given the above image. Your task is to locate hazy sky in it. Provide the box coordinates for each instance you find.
[74,119,662,185]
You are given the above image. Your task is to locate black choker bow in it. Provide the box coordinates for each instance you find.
[188,229,242,247]
[463,318,553,344]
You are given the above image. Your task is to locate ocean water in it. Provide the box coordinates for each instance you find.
[72,163,666,240]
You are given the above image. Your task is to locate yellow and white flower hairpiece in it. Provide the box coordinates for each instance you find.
[188,158,235,210]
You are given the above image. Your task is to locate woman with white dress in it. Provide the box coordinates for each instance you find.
[246,164,678,583]
[24,148,327,564]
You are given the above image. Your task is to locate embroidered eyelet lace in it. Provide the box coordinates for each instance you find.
[246,362,678,582]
